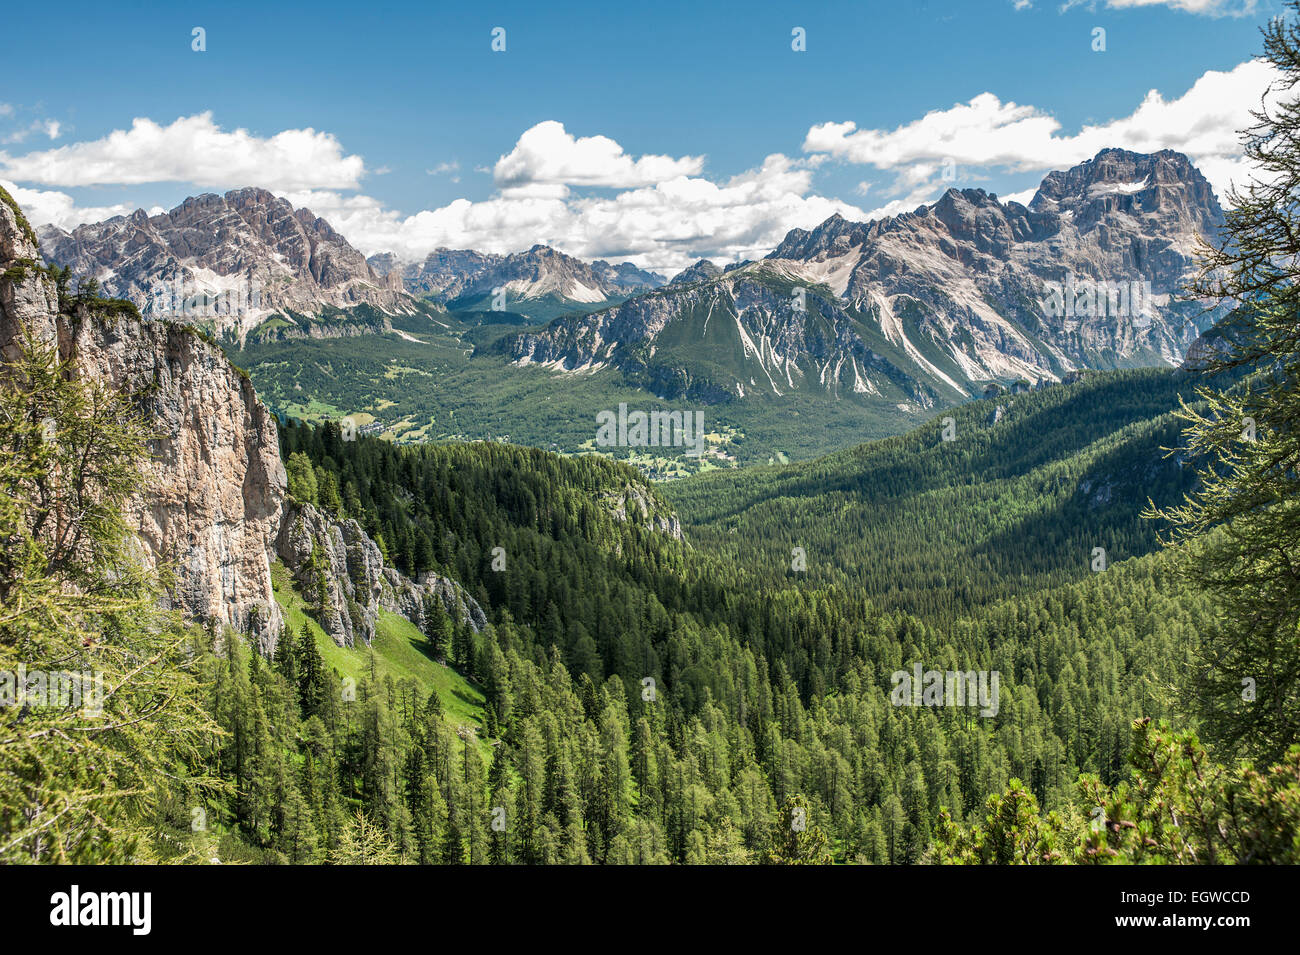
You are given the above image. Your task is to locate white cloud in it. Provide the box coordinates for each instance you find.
[284,152,863,274]
[2,117,65,146]
[805,59,1278,205]
[0,179,135,232]
[6,58,1272,279]
[1063,0,1258,16]
[999,187,1039,206]
[0,112,365,191]
[493,120,705,189]
[3,117,752,271]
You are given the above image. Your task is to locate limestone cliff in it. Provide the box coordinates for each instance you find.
[1,186,288,648]
[4,186,485,653]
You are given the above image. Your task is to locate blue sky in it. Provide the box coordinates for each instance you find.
[0,0,1282,273]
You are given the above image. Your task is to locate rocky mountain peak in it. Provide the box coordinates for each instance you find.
[769,211,870,261]
[38,189,418,343]
[927,187,1018,249]
[669,259,724,285]
[378,243,664,307]
[1029,148,1223,235]
[507,148,1228,407]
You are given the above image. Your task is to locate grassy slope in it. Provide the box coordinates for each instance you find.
[184,566,489,863]
[270,561,486,736]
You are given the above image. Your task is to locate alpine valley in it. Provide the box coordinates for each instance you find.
[4,90,1298,866]
[7,0,1300,887]
[0,179,1229,864]
[35,148,1227,471]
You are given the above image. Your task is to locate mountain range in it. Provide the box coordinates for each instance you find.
[33,147,1230,466]
[502,149,1226,408]
[369,244,666,319]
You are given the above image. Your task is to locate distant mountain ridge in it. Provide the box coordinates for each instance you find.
[30,149,1232,459]
[38,188,426,344]
[668,259,724,285]
[370,243,666,315]
[500,149,1227,408]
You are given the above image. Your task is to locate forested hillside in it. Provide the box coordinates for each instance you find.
[665,367,1234,620]
[185,369,1219,863]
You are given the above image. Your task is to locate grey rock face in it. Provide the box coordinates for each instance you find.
[374,244,665,306]
[275,501,486,648]
[503,149,1227,404]
[38,188,418,343]
[1,188,287,649]
[0,193,60,358]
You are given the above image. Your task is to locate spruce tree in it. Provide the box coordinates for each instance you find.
[273,627,299,690]
[297,622,328,717]
[1155,5,1300,761]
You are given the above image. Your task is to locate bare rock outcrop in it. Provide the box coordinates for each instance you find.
[606,483,684,541]
[275,501,485,648]
[38,188,424,344]
[1,186,287,649]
